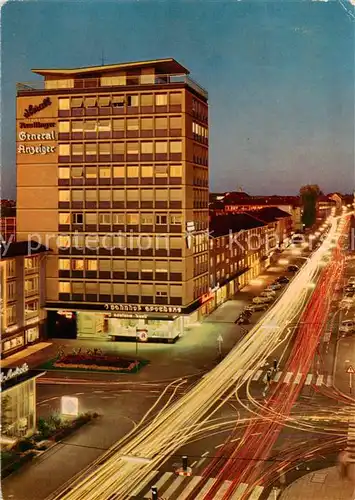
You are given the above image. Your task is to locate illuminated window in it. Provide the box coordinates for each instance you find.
[155,142,167,154]
[59,213,70,224]
[7,281,16,300]
[58,235,70,248]
[112,95,125,107]
[58,98,70,110]
[169,93,181,105]
[155,117,168,130]
[59,121,70,133]
[72,121,84,132]
[113,119,124,131]
[72,144,84,156]
[127,118,139,130]
[141,142,153,154]
[59,259,70,270]
[59,282,71,293]
[112,213,125,224]
[99,143,111,156]
[72,259,84,271]
[58,167,70,179]
[170,214,182,225]
[113,166,125,178]
[59,190,70,202]
[99,166,111,178]
[127,166,139,177]
[87,260,98,271]
[85,166,97,178]
[141,118,153,130]
[155,94,168,106]
[102,76,126,86]
[99,213,111,225]
[85,143,97,155]
[98,120,111,131]
[6,305,17,325]
[141,214,153,225]
[141,165,153,177]
[170,141,182,153]
[24,299,39,318]
[141,94,154,106]
[170,165,182,177]
[127,95,138,107]
[127,213,139,224]
[127,142,139,155]
[59,144,70,156]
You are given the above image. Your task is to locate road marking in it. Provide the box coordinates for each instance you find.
[305,374,313,385]
[243,370,254,381]
[326,375,332,387]
[316,375,324,386]
[233,370,243,381]
[163,475,185,498]
[194,478,217,499]
[93,390,104,393]
[248,485,264,499]
[283,372,293,384]
[274,371,283,382]
[131,470,159,496]
[230,482,248,499]
[144,472,172,498]
[175,475,203,500]
[201,451,209,457]
[74,392,85,395]
[190,460,197,467]
[266,487,282,499]
[215,480,232,499]
[252,370,263,381]
[294,372,303,384]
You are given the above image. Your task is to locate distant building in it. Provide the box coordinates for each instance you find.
[1,241,48,358]
[0,217,16,243]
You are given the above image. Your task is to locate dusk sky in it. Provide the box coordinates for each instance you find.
[2,0,355,198]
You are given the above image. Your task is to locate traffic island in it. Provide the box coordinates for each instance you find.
[39,352,149,374]
[1,411,100,479]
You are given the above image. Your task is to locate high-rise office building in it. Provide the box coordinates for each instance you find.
[16,58,209,342]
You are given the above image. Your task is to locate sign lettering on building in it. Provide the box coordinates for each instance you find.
[23,97,52,118]
[17,144,56,155]
[104,303,182,314]
[18,131,55,141]
[19,122,55,129]
[0,363,29,385]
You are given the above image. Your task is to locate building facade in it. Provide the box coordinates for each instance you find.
[0,217,16,243]
[1,242,48,358]
[16,58,209,343]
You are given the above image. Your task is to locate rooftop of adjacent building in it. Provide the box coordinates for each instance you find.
[17,57,208,100]
[0,240,49,259]
[210,192,301,207]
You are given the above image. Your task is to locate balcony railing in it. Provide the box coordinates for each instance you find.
[17,73,208,99]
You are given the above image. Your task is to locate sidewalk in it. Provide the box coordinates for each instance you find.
[0,342,52,368]
[280,467,354,500]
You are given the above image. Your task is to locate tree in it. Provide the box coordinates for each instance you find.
[300,184,321,228]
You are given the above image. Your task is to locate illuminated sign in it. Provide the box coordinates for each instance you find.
[0,363,29,384]
[200,292,214,305]
[61,396,79,417]
[109,313,148,319]
[104,303,182,314]
[19,122,55,129]
[18,131,55,141]
[186,221,195,232]
[23,97,52,118]
[17,144,55,155]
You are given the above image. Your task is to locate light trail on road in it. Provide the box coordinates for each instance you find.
[48,217,344,500]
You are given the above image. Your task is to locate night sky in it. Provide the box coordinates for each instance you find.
[2,0,354,199]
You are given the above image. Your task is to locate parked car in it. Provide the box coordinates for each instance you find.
[268,282,282,290]
[339,320,355,335]
[253,296,273,304]
[287,265,299,272]
[348,277,355,285]
[241,308,253,317]
[261,289,276,297]
[235,315,250,325]
[276,276,290,284]
[245,303,268,312]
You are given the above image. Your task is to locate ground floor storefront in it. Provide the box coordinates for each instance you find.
[1,321,46,360]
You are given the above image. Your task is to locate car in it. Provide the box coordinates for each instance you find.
[276,276,289,284]
[235,315,250,325]
[246,303,268,312]
[339,320,355,334]
[241,308,253,317]
[268,282,282,290]
[348,277,355,285]
[260,290,276,297]
[344,286,355,293]
[287,265,299,272]
[253,296,273,304]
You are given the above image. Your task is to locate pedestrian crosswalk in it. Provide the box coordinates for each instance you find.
[234,368,332,388]
[137,471,282,499]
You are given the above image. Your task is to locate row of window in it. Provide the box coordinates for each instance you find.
[59,188,184,203]
[4,301,38,327]
[58,92,182,110]
[192,98,208,123]
[58,258,184,273]
[58,140,183,156]
[58,164,183,179]
[59,281,183,296]
[192,122,208,142]
[59,212,183,226]
[58,116,182,133]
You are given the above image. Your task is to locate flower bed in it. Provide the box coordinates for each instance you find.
[38,353,148,374]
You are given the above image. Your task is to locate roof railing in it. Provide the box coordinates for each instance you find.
[16,73,208,99]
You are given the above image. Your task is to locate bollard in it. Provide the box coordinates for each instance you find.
[151,486,158,499]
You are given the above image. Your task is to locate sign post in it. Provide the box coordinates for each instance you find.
[217,334,223,358]
[346,365,355,394]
